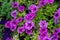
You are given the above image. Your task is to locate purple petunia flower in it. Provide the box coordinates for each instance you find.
[6,37,12,40]
[53,12,59,19]
[26,29,32,35]
[24,13,36,21]
[10,25,17,31]
[47,0,54,4]
[11,10,18,18]
[53,28,59,34]
[11,19,18,25]
[18,5,25,12]
[17,17,23,23]
[54,18,59,24]
[39,27,48,34]
[40,33,48,40]
[57,8,60,12]
[5,21,11,28]
[24,21,34,30]
[17,27,25,34]
[28,4,38,13]
[12,2,19,8]
[38,1,46,7]
[43,36,51,40]
[39,20,48,27]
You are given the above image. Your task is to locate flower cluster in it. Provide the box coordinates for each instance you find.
[53,8,60,24]
[38,20,51,40]
[28,4,39,13]
[50,28,60,40]
[38,0,54,7]
[5,2,36,35]
[5,17,23,31]
[11,2,25,18]
[4,0,60,40]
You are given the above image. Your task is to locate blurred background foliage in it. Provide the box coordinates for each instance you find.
[0,0,60,40]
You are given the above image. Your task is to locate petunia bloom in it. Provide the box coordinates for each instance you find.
[5,21,11,28]
[17,17,23,23]
[53,12,59,19]
[39,27,48,34]
[28,4,38,13]
[26,29,32,35]
[47,0,54,4]
[24,13,36,21]
[54,18,59,24]
[12,2,19,8]
[39,20,48,27]
[6,37,12,40]
[43,36,51,40]
[10,25,17,31]
[24,21,34,30]
[11,10,18,18]
[18,5,25,12]
[38,1,46,7]
[17,27,25,34]
[11,19,18,25]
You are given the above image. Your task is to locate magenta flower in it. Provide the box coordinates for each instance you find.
[5,21,11,28]
[11,10,18,18]
[43,36,51,40]
[47,0,54,4]
[28,4,38,13]
[57,8,60,12]
[39,27,48,34]
[40,33,48,39]
[39,20,48,27]
[38,1,46,7]
[53,12,59,19]
[17,17,23,23]
[24,21,34,30]
[18,5,25,12]
[53,28,59,35]
[10,25,17,31]
[17,27,25,34]
[26,29,32,35]
[12,2,19,8]
[11,19,18,25]
[24,13,36,21]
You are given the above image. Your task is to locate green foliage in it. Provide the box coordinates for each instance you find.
[33,3,58,34]
[0,24,4,38]
[0,2,13,20]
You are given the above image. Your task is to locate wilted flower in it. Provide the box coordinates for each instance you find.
[39,20,48,27]
[5,21,11,28]
[24,13,36,21]
[10,25,17,31]
[17,27,25,34]
[24,21,34,30]
[26,29,32,35]
[11,10,18,18]
[12,2,19,8]
[18,5,25,12]
[28,4,38,13]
